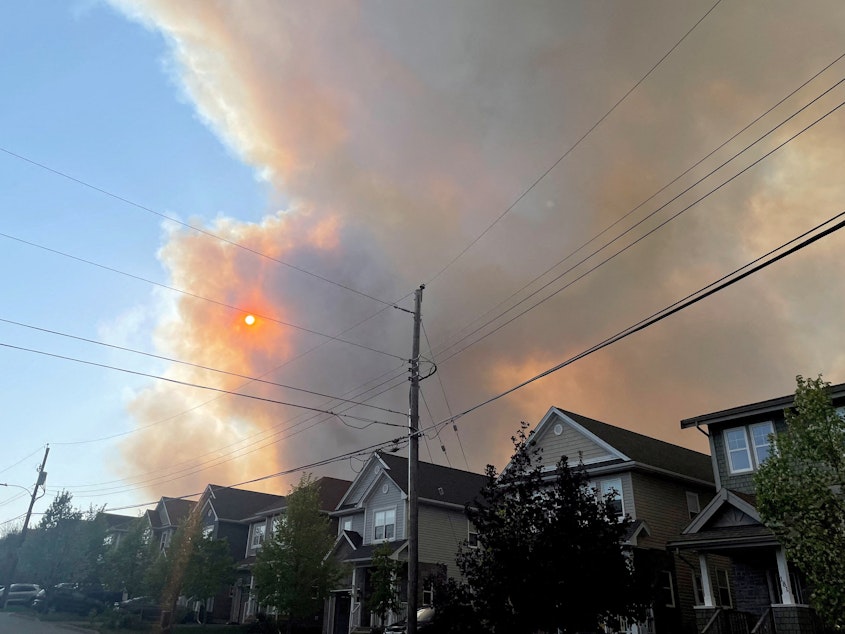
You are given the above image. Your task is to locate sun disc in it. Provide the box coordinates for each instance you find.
[244,314,256,326]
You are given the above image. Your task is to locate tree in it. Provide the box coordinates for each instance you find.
[367,543,404,628]
[102,517,158,598]
[253,474,343,633]
[182,534,236,620]
[756,375,845,628]
[438,424,648,634]
[17,491,107,587]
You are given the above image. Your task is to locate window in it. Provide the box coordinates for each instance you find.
[715,568,732,607]
[592,477,624,520]
[374,508,396,541]
[467,525,478,548]
[660,571,675,608]
[251,523,266,549]
[422,579,434,606]
[202,525,214,539]
[724,422,774,473]
[343,519,352,531]
[692,572,705,606]
[686,491,701,520]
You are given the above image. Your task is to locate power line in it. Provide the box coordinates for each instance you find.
[426,0,723,285]
[0,146,395,307]
[0,232,403,361]
[433,83,845,366]
[0,317,406,418]
[422,206,845,437]
[0,341,405,429]
[0,446,47,477]
[435,51,845,357]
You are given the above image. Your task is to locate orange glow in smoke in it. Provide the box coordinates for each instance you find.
[244,314,256,326]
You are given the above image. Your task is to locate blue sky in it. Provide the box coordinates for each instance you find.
[3,0,845,529]
[0,1,270,522]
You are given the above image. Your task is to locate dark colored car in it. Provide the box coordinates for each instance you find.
[114,596,162,622]
[33,584,113,615]
[385,606,436,633]
[5,583,41,606]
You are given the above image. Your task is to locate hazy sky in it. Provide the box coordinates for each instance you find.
[2,0,845,525]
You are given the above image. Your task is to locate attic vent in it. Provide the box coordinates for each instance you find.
[553,423,563,436]
[438,487,445,496]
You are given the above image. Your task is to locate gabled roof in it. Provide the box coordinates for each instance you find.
[681,382,845,428]
[144,509,161,530]
[205,484,285,522]
[548,408,714,484]
[100,512,135,531]
[245,476,352,521]
[160,497,196,528]
[668,488,777,550]
[377,452,487,507]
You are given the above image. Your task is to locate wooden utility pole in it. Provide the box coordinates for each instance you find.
[407,285,423,634]
[1,445,49,607]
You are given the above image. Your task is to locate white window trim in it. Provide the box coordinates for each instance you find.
[715,567,732,608]
[591,477,624,520]
[251,522,266,549]
[662,571,676,608]
[467,523,478,548]
[372,506,397,543]
[724,422,774,474]
[686,491,701,519]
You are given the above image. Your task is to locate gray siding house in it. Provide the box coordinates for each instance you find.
[669,384,845,634]
[324,451,486,634]
[525,407,716,634]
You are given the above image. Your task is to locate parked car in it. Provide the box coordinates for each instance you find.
[5,583,41,606]
[33,584,112,615]
[114,596,162,622]
[385,607,436,633]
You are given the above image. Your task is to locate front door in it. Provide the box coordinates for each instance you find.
[333,592,351,634]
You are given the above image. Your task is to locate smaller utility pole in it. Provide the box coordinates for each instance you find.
[407,285,423,634]
[1,445,48,607]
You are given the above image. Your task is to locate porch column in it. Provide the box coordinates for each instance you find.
[699,554,715,607]
[351,566,358,627]
[775,547,795,605]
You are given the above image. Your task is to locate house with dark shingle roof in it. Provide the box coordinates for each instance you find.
[144,496,197,552]
[668,384,845,633]
[324,451,487,634]
[196,484,286,624]
[524,407,716,634]
[231,476,351,625]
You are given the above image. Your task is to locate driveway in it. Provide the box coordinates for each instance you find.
[0,612,98,633]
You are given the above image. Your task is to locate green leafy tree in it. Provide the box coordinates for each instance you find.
[17,491,107,587]
[367,543,404,627]
[756,375,845,628]
[439,424,648,634]
[182,534,236,620]
[102,517,157,597]
[253,474,343,634]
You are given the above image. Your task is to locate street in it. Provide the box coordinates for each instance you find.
[0,613,97,634]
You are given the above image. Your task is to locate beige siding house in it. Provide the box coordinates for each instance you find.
[325,451,485,634]
[526,407,716,634]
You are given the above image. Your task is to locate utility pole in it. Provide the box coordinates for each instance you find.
[407,285,423,634]
[1,445,48,607]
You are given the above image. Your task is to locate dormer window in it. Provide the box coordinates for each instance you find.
[725,422,774,474]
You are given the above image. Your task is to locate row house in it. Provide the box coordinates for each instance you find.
[144,496,196,553]
[525,407,717,634]
[323,451,487,634]
[234,476,351,625]
[669,383,845,634]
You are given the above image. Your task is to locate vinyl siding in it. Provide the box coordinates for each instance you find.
[363,474,405,545]
[533,418,615,467]
[344,461,385,506]
[337,511,365,537]
[711,417,786,495]
[630,471,715,548]
[418,504,469,578]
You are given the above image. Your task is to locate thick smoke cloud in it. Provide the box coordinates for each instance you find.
[112,0,845,495]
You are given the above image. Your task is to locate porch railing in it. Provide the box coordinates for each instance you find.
[750,609,774,634]
[702,608,753,634]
